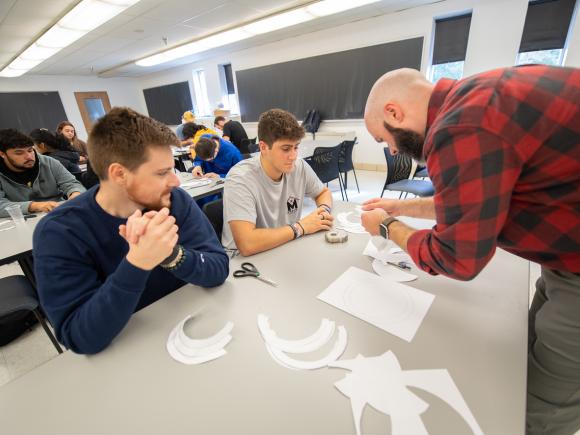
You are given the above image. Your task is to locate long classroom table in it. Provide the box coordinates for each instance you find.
[0,203,528,435]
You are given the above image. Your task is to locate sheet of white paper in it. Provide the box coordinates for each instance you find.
[372,259,418,282]
[335,212,367,234]
[181,178,212,189]
[318,267,434,342]
[363,239,412,264]
[330,351,483,435]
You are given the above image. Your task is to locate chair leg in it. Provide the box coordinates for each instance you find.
[344,171,348,190]
[398,191,404,199]
[404,192,409,199]
[337,176,346,201]
[352,168,360,193]
[33,309,63,354]
[18,255,37,290]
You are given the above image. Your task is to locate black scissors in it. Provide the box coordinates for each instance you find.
[233,262,277,287]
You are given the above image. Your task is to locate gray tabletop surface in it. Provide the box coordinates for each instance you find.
[0,203,528,435]
[0,215,42,263]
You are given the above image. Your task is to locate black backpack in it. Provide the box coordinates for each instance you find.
[0,310,38,346]
[302,109,322,138]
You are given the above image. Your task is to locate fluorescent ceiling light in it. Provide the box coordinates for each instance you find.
[136,0,383,68]
[136,28,252,67]
[243,9,314,35]
[0,0,141,77]
[306,0,381,17]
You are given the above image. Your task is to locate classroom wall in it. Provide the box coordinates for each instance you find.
[136,0,555,166]
[0,75,145,140]
[2,0,580,166]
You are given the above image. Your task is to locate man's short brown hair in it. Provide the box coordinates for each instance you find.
[257,109,304,148]
[88,107,178,180]
[195,136,219,160]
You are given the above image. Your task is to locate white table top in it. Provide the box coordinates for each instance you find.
[0,215,42,265]
[0,203,528,435]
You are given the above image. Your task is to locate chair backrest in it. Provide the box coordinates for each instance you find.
[338,138,357,172]
[239,138,251,154]
[306,144,341,184]
[248,142,260,153]
[202,198,224,241]
[383,147,413,185]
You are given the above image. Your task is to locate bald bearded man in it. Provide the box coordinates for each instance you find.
[360,66,580,435]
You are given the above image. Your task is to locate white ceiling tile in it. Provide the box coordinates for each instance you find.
[0,0,438,77]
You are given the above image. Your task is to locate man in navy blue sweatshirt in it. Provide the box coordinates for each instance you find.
[33,107,229,354]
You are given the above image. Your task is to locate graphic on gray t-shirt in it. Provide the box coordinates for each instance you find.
[222,156,324,249]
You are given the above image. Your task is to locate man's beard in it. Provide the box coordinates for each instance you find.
[383,121,425,162]
[126,189,172,212]
[5,154,35,171]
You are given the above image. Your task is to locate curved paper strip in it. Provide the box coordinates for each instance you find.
[174,332,232,357]
[257,314,335,354]
[166,327,227,365]
[177,315,234,349]
[266,326,348,370]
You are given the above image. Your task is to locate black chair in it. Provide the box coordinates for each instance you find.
[248,142,260,153]
[0,275,63,353]
[305,144,347,201]
[414,166,429,179]
[202,198,223,241]
[381,147,434,199]
[338,138,359,193]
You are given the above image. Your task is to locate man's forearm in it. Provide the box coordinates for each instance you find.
[400,197,435,219]
[388,221,418,252]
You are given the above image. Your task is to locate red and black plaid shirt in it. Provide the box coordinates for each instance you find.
[407,65,580,279]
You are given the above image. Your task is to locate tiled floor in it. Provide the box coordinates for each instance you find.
[0,169,539,389]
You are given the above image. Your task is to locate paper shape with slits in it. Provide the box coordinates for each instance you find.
[329,351,484,435]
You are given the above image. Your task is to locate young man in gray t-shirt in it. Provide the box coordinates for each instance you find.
[222,109,334,256]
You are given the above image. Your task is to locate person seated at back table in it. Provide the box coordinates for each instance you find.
[33,107,229,354]
[0,128,85,217]
[191,135,242,179]
[181,123,218,159]
[222,108,334,256]
[214,116,249,151]
[30,128,82,176]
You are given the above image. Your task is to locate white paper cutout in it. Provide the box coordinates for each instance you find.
[335,212,367,234]
[257,314,335,353]
[329,351,483,435]
[258,315,348,370]
[317,267,434,342]
[363,239,412,264]
[372,259,418,282]
[266,326,348,370]
[166,315,233,365]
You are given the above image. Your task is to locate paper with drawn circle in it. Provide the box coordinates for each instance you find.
[317,267,434,342]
